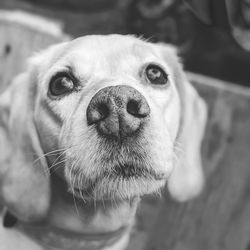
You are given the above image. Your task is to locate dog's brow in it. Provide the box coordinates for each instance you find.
[132,42,156,59]
[65,65,76,76]
[63,64,82,81]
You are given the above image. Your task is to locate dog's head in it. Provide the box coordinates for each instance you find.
[0,35,207,222]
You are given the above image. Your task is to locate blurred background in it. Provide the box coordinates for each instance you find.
[1,0,250,87]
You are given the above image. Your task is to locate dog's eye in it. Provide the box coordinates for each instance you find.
[145,64,168,85]
[49,74,75,97]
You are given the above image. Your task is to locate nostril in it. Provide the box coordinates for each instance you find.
[127,99,150,118]
[127,100,140,117]
[98,103,110,119]
[87,102,110,125]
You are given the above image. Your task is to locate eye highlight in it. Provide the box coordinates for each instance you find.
[145,64,168,85]
[49,73,78,97]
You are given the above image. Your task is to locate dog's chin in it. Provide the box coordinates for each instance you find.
[68,165,168,202]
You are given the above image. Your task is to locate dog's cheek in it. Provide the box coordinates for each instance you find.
[146,111,175,175]
[62,121,103,185]
[163,92,181,140]
[150,96,181,174]
[35,104,62,157]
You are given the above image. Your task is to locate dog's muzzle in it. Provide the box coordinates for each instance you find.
[86,85,150,140]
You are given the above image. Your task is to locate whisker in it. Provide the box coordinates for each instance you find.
[79,172,87,204]
[33,143,82,165]
[69,159,88,215]
[33,148,66,165]
[49,159,68,174]
[72,174,81,218]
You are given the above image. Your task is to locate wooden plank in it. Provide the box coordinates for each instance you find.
[0,10,70,92]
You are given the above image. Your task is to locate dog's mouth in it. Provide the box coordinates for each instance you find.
[68,163,168,201]
[110,163,166,180]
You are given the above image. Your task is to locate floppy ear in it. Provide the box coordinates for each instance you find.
[0,68,50,222]
[158,44,207,201]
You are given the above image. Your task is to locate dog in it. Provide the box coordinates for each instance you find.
[0,34,207,250]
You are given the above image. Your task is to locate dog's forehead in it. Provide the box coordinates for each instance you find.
[62,35,157,63]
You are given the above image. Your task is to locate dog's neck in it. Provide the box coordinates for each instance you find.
[48,172,139,234]
[4,174,139,250]
[15,220,130,250]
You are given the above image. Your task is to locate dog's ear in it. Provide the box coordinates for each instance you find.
[168,76,207,201]
[157,44,207,201]
[0,67,50,222]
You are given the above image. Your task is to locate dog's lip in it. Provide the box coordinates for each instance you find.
[110,163,167,180]
[70,186,93,199]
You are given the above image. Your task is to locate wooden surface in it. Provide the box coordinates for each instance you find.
[1,10,250,250]
[0,10,69,92]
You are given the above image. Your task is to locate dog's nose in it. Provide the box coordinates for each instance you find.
[86,85,150,139]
